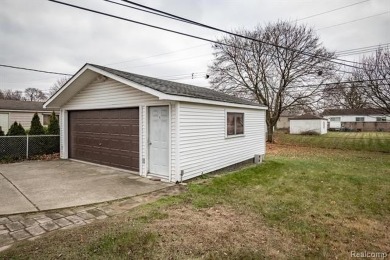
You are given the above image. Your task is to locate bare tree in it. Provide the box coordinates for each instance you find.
[356,48,390,113]
[209,21,335,142]
[322,78,368,109]
[24,88,47,102]
[49,77,70,96]
[0,89,24,100]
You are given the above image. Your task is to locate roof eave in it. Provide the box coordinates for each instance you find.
[159,95,266,110]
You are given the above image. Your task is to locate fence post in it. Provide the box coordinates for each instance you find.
[26,134,29,159]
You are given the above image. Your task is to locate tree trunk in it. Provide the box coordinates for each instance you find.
[267,124,274,143]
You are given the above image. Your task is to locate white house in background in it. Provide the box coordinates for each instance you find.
[0,100,59,133]
[44,63,267,182]
[289,114,327,135]
[276,111,298,129]
[322,108,390,131]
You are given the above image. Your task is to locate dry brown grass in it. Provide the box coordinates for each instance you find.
[148,205,303,259]
[1,145,389,259]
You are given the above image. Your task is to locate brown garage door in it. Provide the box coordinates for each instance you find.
[69,108,139,171]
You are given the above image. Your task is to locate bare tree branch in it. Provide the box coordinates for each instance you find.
[208,21,335,142]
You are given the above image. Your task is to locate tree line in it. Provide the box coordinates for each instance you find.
[0,77,69,102]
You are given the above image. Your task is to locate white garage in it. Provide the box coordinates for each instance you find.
[44,63,267,182]
[290,114,328,135]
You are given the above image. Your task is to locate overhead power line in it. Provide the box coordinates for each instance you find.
[297,0,369,21]
[45,0,354,77]
[114,0,365,68]
[0,64,72,76]
[317,11,390,30]
[335,43,390,54]
[48,0,365,71]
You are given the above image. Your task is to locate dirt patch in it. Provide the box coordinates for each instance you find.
[29,153,60,161]
[147,205,302,259]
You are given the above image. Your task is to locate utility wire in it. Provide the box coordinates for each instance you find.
[317,11,390,30]
[335,43,390,54]
[50,0,334,75]
[48,0,375,74]
[0,64,72,76]
[116,0,365,68]
[297,0,369,21]
[107,1,356,74]
[103,0,188,23]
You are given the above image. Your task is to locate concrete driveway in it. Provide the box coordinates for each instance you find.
[0,160,171,215]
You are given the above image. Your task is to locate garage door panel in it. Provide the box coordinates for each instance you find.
[69,108,139,171]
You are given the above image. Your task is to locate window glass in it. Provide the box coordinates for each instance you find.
[227,112,244,136]
[356,117,364,122]
[330,117,340,122]
[235,114,244,135]
[227,113,235,135]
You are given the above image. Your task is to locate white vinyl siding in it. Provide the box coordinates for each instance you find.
[177,102,265,181]
[9,112,44,129]
[63,78,158,109]
[59,109,68,159]
[0,113,9,133]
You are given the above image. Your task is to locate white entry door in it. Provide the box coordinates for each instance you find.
[148,106,169,179]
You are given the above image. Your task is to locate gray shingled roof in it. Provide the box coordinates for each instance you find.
[90,64,263,107]
[0,100,47,111]
[290,113,326,120]
[322,108,387,116]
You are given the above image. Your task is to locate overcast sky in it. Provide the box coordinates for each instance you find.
[0,0,389,96]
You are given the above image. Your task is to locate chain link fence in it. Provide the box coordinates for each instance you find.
[0,135,60,161]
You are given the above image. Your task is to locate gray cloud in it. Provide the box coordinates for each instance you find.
[0,0,389,95]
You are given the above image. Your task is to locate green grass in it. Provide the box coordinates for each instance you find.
[1,146,389,259]
[275,131,390,152]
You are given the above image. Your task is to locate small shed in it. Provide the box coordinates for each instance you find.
[289,114,327,135]
[44,64,267,182]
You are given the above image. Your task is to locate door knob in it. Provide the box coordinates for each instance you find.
[99,143,102,146]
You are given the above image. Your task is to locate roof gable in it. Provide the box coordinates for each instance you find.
[90,64,262,107]
[45,64,266,109]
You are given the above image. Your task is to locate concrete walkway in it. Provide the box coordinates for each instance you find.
[0,184,183,250]
[0,160,171,215]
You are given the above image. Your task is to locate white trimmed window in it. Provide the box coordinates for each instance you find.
[376,117,386,122]
[330,117,341,122]
[356,117,365,122]
[227,112,244,136]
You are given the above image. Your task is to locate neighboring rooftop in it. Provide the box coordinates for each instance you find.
[290,113,326,120]
[0,100,48,111]
[90,64,264,107]
[322,108,387,116]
